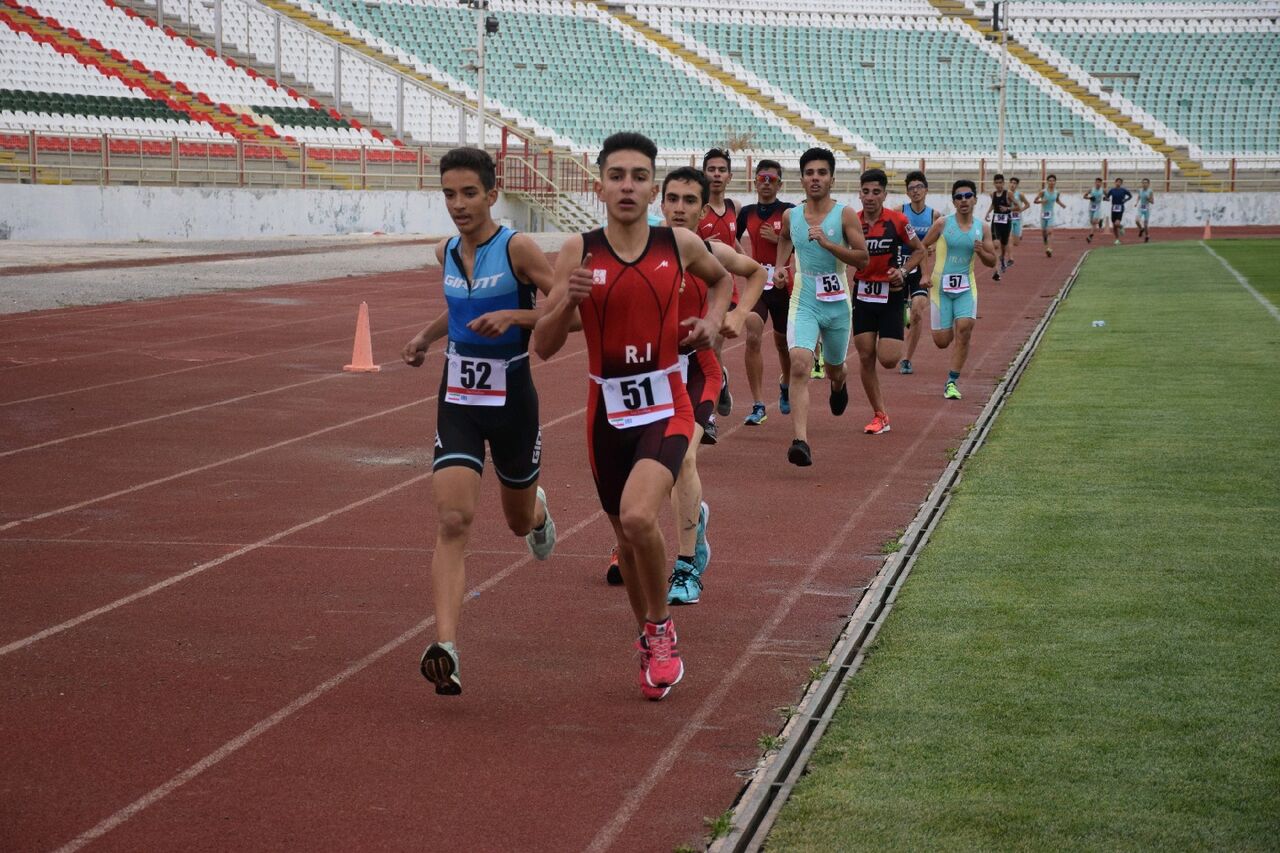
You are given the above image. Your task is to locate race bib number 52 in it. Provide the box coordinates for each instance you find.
[445,355,507,406]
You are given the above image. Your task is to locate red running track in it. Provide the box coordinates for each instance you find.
[0,228,1270,852]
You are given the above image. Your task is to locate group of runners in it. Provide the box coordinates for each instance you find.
[401,138,1164,702]
[1082,176,1156,245]
[400,136,1010,701]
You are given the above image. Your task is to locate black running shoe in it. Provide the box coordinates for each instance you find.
[420,642,462,695]
[605,547,623,586]
[787,439,812,467]
[716,367,732,417]
[829,382,849,416]
[700,417,719,446]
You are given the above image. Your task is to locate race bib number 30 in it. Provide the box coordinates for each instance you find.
[446,355,507,406]
[601,368,675,429]
[814,273,848,302]
[855,279,888,304]
[942,272,971,294]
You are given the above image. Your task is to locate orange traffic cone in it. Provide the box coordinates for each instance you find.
[1202,218,1212,240]
[343,301,381,373]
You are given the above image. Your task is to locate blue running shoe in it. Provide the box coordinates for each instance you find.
[899,359,913,375]
[744,402,767,426]
[779,381,791,415]
[693,501,711,576]
[667,559,702,605]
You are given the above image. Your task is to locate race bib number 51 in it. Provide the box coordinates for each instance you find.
[446,355,507,406]
[601,368,675,429]
[814,273,847,302]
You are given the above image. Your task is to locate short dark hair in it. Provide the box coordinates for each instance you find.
[1115,176,1124,182]
[904,170,927,188]
[1047,173,1057,180]
[799,147,835,173]
[597,132,658,171]
[662,167,710,206]
[702,148,732,170]
[439,146,496,191]
[1095,176,1104,182]
[952,179,977,195]
[860,168,888,188]
[1009,176,1020,185]
[993,173,1005,181]
[756,159,783,177]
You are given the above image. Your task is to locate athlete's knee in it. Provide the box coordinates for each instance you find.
[789,349,813,378]
[618,503,660,544]
[437,506,474,540]
[933,330,953,348]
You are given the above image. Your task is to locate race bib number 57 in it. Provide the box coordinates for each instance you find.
[941,272,971,294]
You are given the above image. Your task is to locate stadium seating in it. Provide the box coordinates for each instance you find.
[301,0,812,154]
[1024,22,1279,155]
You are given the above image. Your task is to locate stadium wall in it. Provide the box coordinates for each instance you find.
[0,185,535,241]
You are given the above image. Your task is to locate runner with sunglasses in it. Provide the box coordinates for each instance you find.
[898,170,938,376]
[921,179,998,400]
[736,160,795,424]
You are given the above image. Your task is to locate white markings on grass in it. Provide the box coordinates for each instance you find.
[49,507,604,853]
[1201,241,1280,323]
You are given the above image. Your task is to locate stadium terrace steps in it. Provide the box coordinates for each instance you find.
[585,0,885,169]
[1,2,358,188]
[251,0,561,151]
[926,0,1223,190]
[109,0,402,144]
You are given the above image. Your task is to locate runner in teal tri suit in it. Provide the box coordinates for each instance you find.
[1084,176,1106,242]
[773,147,869,467]
[1034,173,1068,257]
[921,178,997,401]
[1135,178,1155,243]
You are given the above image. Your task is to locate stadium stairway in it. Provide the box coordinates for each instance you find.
[109,0,402,146]
[1,1,359,187]
[585,0,886,171]
[928,0,1223,190]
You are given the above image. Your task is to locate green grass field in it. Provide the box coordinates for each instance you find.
[766,239,1280,851]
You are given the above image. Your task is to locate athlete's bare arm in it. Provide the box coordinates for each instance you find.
[401,239,453,365]
[922,216,947,250]
[836,206,870,270]
[531,234,591,360]
[892,228,927,288]
[1033,190,1046,204]
[773,214,794,288]
[711,241,766,339]
[1018,194,1032,213]
[975,224,999,268]
[676,228,732,348]
[1057,196,1067,209]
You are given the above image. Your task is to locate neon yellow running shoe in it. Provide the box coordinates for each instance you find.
[944,381,962,400]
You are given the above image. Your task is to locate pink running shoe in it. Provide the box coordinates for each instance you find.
[635,640,671,701]
[642,618,684,689]
[864,411,891,435]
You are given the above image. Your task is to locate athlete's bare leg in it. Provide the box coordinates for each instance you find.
[773,331,791,383]
[904,293,929,362]
[933,317,974,373]
[743,313,765,402]
[498,480,545,537]
[612,459,678,626]
[671,424,704,558]
[854,331,887,413]
[430,466,482,644]
[788,346,815,441]
[823,358,848,394]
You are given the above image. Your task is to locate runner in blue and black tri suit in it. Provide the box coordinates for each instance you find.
[401,147,560,696]
[898,169,938,375]
[1106,177,1133,244]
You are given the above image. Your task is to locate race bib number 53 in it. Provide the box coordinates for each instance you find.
[601,368,675,429]
[446,355,507,406]
[814,273,847,302]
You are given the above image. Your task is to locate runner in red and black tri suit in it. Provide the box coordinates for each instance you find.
[736,158,795,424]
[853,168,925,436]
[533,133,734,702]
[697,147,740,419]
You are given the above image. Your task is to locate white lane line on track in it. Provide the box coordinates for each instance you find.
[1201,241,1280,323]
[0,341,587,531]
[0,319,427,408]
[0,277,428,367]
[0,400,587,657]
[582,403,950,853]
[48,506,604,853]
